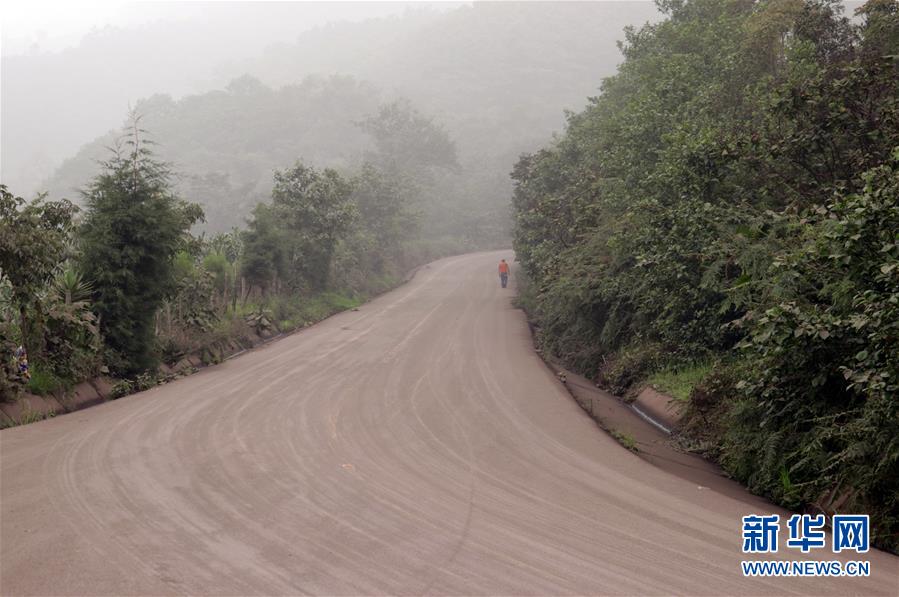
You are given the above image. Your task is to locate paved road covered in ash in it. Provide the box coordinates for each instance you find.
[2,252,897,595]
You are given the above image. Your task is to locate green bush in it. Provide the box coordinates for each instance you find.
[26,363,68,396]
[510,0,899,550]
[109,372,158,400]
[726,156,899,550]
[40,269,102,385]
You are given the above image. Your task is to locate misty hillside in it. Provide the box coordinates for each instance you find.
[36,2,661,237]
[1,17,272,195]
[237,2,662,157]
[46,76,384,231]
[0,3,459,196]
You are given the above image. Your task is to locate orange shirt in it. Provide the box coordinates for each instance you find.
[498,261,509,274]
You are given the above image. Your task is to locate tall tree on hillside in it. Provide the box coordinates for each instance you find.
[241,204,286,297]
[271,162,356,291]
[350,163,419,273]
[79,117,202,373]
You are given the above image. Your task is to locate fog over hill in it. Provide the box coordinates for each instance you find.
[1,2,456,196]
[5,1,662,241]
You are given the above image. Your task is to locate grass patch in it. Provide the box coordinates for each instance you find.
[646,361,712,402]
[358,274,399,295]
[26,364,69,396]
[261,291,364,332]
[297,292,362,324]
[610,429,639,452]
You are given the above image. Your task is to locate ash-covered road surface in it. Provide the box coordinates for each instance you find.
[2,251,897,595]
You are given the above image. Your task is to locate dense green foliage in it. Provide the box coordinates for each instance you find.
[270,163,356,291]
[347,163,418,277]
[39,268,102,388]
[0,186,78,352]
[512,0,898,549]
[78,122,204,373]
[0,188,102,396]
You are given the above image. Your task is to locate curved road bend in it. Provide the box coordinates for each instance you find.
[1,251,896,596]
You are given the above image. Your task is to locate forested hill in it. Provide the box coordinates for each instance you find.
[511,0,898,550]
[44,76,382,233]
[33,2,660,241]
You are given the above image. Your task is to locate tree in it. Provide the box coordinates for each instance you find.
[78,118,202,373]
[350,163,419,273]
[241,204,285,297]
[0,185,77,354]
[359,100,464,248]
[359,100,458,175]
[857,0,899,60]
[270,162,356,290]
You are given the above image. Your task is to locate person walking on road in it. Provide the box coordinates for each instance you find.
[498,259,510,288]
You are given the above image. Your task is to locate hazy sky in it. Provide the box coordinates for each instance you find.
[1,1,463,56]
[0,1,474,195]
[1,1,659,199]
